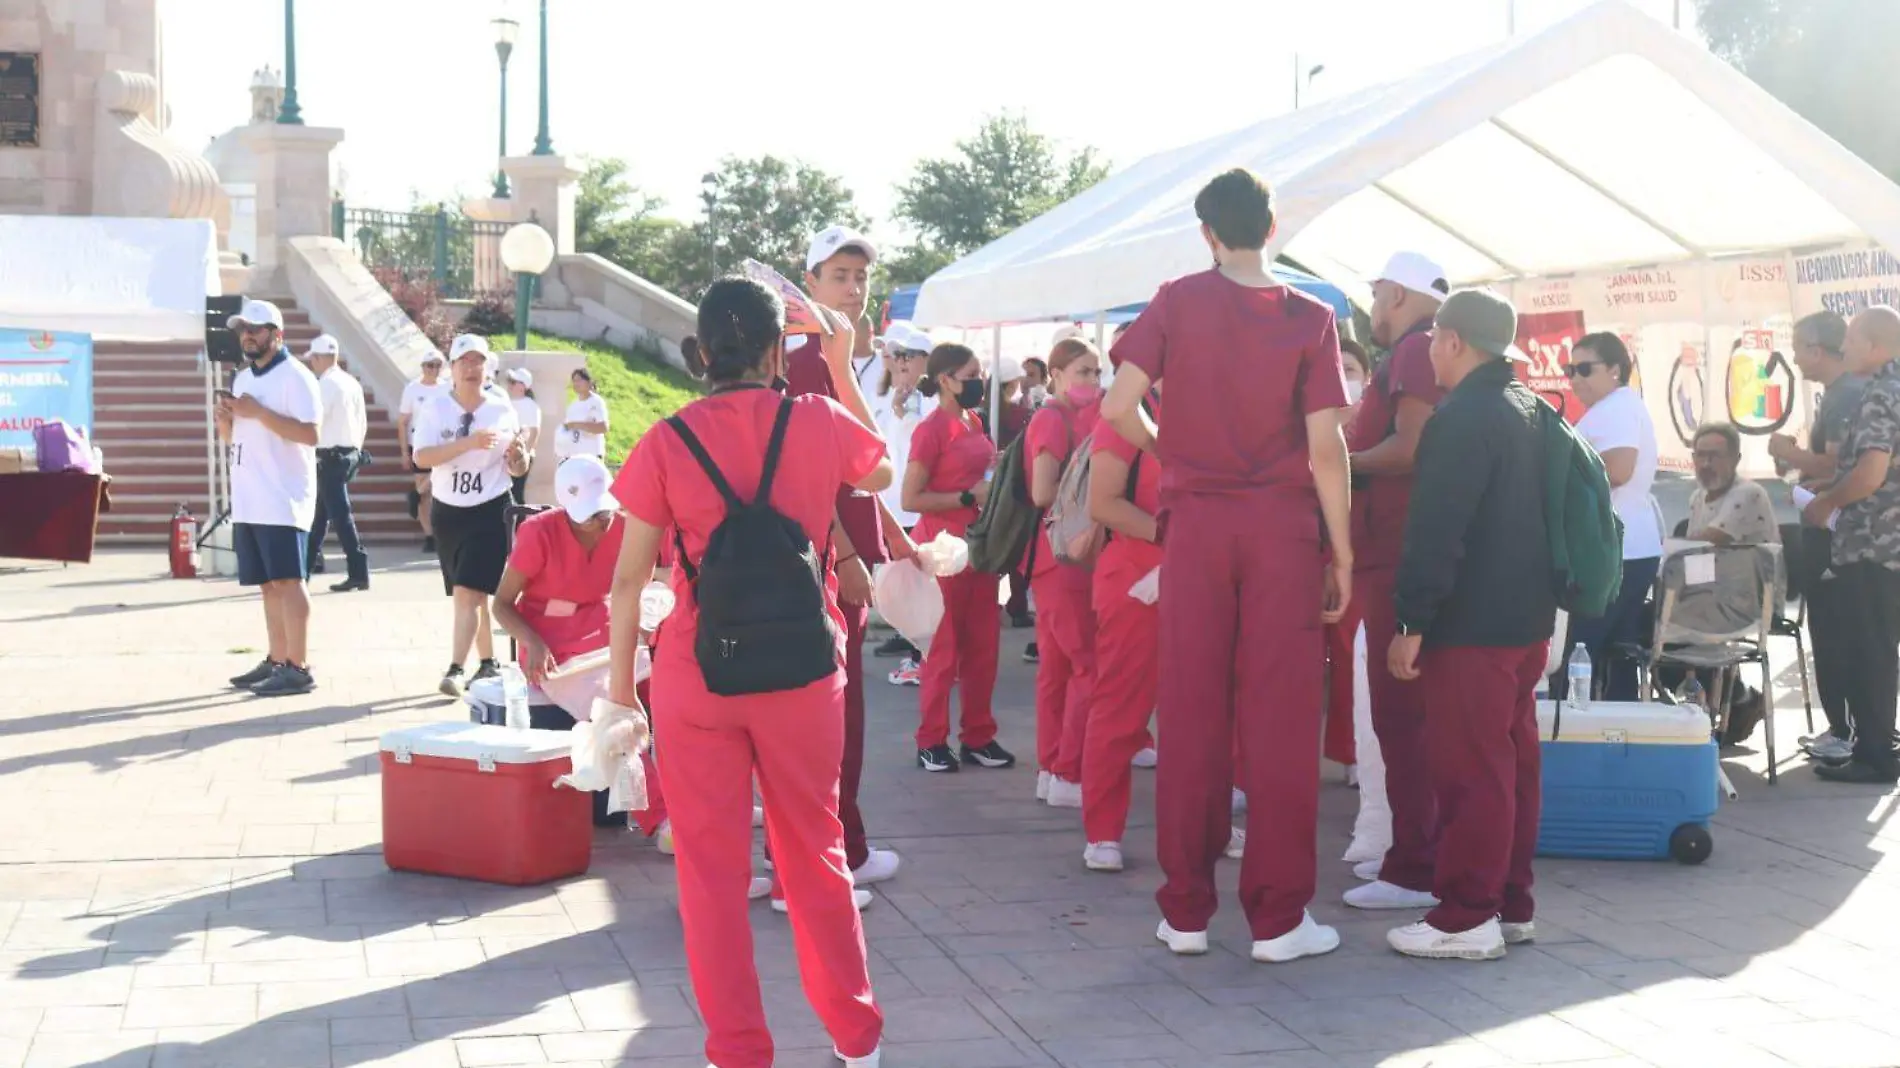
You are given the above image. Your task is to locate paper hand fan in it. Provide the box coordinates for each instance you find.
[742,259,830,336]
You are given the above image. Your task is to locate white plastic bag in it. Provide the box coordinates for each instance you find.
[1343,622,1392,864]
[1128,566,1160,605]
[872,558,944,655]
[913,531,969,577]
[554,696,650,814]
[537,647,649,722]
[639,581,677,632]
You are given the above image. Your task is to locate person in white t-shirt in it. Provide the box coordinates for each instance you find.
[556,368,609,460]
[304,334,371,592]
[412,334,530,696]
[398,353,449,552]
[870,325,937,670]
[1563,332,1663,701]
[216,299,324,699]
[502,367,543,503]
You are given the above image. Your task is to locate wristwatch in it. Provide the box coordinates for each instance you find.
[1396,621,1422,637]
[958,490,977,508]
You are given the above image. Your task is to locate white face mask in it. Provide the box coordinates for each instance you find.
[1345,380,1365,405]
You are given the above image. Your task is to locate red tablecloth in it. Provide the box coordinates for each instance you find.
[0,472,111,563]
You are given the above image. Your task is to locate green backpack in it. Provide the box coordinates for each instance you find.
[1538,399,1625,618]
[964,406,1072,575]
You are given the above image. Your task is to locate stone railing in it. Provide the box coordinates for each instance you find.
[284,236,443,419]
[537,254,696,371]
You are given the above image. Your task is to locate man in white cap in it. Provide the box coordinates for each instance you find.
[218,299,324,698]
[399,349,450,553]
[304,333,371,592]
[412,334,530,696]
[1345,250,1451,913]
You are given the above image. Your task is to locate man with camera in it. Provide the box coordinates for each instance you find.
[218,300,323,697]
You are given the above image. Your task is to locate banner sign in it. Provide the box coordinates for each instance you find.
[0,328,93,449]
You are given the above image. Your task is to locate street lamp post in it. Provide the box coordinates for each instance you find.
[1293,54,1325,109]
[276,0,304,125]
[491,15,518,198]
[531,0,553,156]
[501,222,556,353]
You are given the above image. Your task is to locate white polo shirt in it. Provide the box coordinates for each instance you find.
[556,392,609,459]
[230,350,322,530]
[399,377,449,447]
[317,365,368,450]
[413,386,520,508]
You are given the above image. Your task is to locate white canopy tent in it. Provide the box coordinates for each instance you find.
[912,0,1900,328]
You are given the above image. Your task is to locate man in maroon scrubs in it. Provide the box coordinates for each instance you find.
[783,224,915,888]
[1344,251,1449,912]
[1104,168,1353,964]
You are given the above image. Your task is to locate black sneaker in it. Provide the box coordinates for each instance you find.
[917,745,960,773]
[1814,759,1900,785]
[1022,643,1039,664]
[472,659,502,683]
[422,536,437,554]
[873,635,914,659]
[251,663,316,697]
[961,741,1017,769]
[439,664,466,697]
[229,658,279,689]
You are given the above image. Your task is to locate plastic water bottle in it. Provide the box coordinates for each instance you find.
[1566,644,1593,714]
[501,663,530,731]
[1678,674,1707,724]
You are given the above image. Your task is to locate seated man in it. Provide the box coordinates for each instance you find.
[1686,423,1781,548]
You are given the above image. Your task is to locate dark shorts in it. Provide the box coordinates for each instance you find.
[234,522,307,587]
[431,494,509,596]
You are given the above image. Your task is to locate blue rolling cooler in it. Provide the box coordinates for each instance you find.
[1535,700,1719,865]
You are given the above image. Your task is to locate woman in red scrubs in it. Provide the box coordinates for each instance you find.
[606,277,892,1068]
[904,343,1017,774]
[1024,339,1103,807]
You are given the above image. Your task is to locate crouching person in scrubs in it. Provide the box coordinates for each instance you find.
[607,277,891,1068]
[1386,290,1555,961]
[489,455,666,834]
[1105,168,1354,964]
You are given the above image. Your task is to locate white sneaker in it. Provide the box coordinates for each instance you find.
[747,876,773,900]
[1045,777,1083,808]
[1388,917,1507,961]
[1131,747,1158,769]
[772,888,874,914]
[852,848,902,886]
[752,805,764,828]
[1500,920,1536,944]
[1083,842,1124,871]
[1344,880,1439,911]
[1231,788,1247,814]
[1035,769,1052,801]
[654,819,675,856]
[1155,920,1209,955]
[1224,827,1246,859]
[1352,859,1383,881]
[831,1046,881,1067]
[1342,839,1389,865]
[1252,911,1341,963]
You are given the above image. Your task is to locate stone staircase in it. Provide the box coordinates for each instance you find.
[93,298,423,547]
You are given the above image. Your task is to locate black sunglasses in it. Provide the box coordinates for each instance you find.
[457,412,475,439]
[1566,362,1602,379]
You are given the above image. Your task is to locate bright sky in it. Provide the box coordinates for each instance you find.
[158,0,1699,248]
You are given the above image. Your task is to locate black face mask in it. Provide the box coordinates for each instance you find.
[956,377,987,410]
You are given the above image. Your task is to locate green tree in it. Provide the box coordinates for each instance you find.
[573,157,691,295]
[664,155,867,298]
[887,113,1110,286]
[1697,0,1900,181]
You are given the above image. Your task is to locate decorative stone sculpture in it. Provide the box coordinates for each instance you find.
[92,70,229,238]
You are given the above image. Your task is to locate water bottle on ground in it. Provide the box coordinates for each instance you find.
[501,663,530,731]
[1566,644,1593,714]
[1678,674,1708,727]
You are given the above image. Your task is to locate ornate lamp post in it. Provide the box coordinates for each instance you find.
[276,0,304,125]
[491,14,518,198]
[501,223,556,353]
[531,0,554,156]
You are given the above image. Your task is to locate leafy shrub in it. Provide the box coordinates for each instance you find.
[459,290,516,337]
[370,267,456,353]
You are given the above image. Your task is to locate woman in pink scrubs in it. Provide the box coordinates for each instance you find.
[606,277,892,1068]
[1024,339,1104,807]
[904,343,1017,774]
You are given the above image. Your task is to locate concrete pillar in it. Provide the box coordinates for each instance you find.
[237,122,343,273]
[499,155,580,255]
[499,348,586,506]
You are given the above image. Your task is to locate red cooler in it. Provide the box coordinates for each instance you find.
[380,723,591,885]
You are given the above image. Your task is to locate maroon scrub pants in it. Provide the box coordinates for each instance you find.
[1154,495,1325,942]
[1359,566,1438,893]
[1419,642,1547,934]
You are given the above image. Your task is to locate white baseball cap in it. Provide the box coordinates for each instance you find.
[307,334,339,357]
[805,225,878,272]
[449,334,492,361]
[995,353,1027,383]
[554,456,618,523]
[1374,251,1450,303]
[880,321,929,354]
[503,366,533,387]
[227,298,285,331]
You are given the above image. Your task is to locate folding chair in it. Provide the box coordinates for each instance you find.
[1772,523,1816,735]
[1644,542,1784,784]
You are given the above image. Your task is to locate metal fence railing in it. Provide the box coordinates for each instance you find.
[331,201,510,299]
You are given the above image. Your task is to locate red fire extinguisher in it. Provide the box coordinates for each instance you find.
[170,503,199,579]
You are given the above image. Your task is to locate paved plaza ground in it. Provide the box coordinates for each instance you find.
[3,550,1900,1068]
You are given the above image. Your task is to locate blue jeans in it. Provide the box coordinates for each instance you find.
[308,449,368,582]
[1555,555,1660,701]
